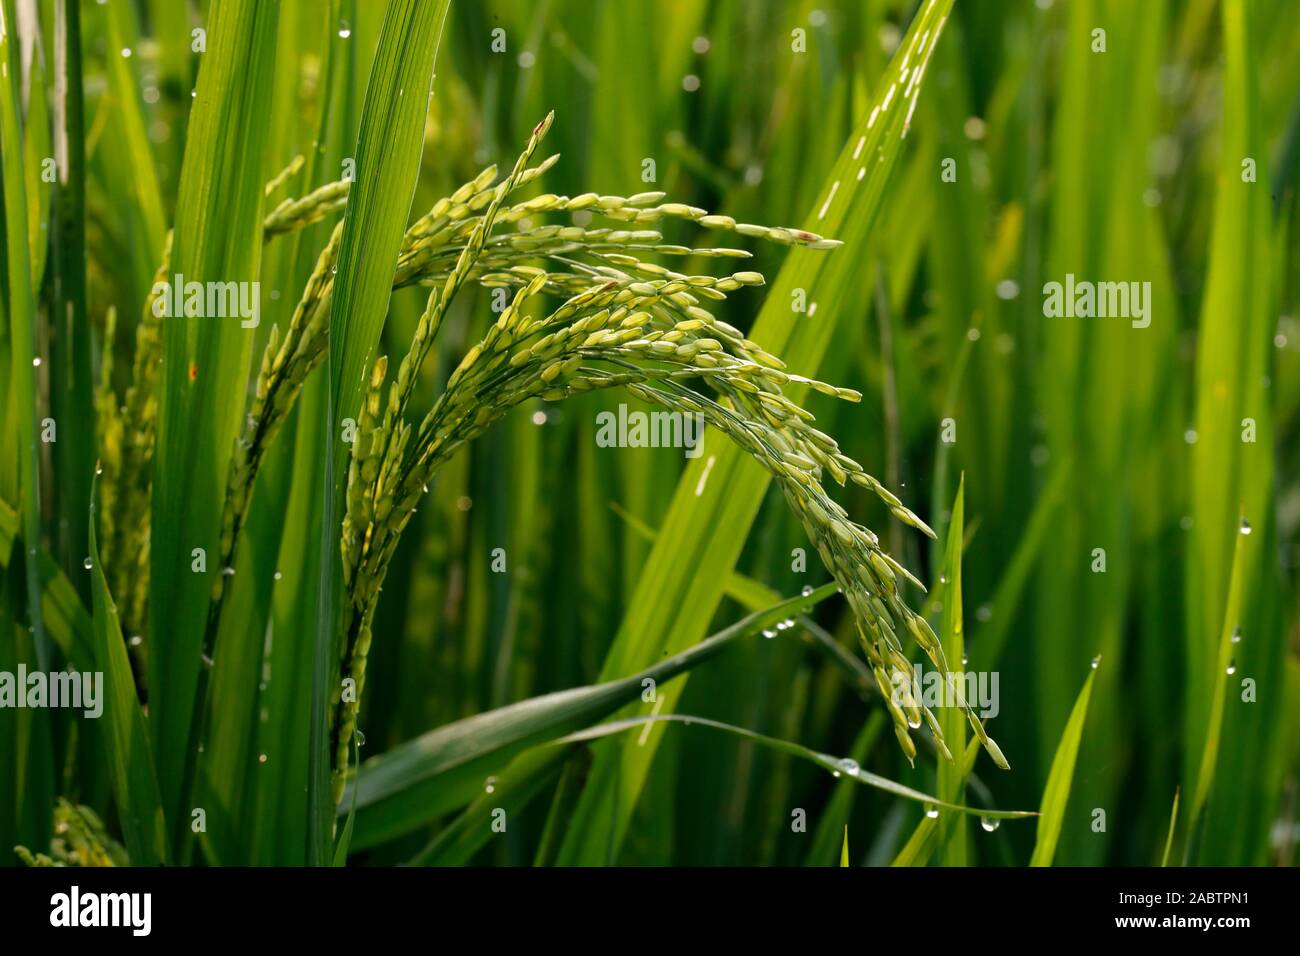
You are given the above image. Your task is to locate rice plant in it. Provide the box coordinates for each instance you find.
[0,0,1295,874]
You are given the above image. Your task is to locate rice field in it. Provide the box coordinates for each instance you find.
[0,0,1297,870]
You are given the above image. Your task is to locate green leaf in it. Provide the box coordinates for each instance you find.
[563,715,1034,821]
[0,496,93,668]
[806,714,884,866]
[410,746,571,867]
[346,584,839,850]
[0,0,46,670]
[891,735,980,868]
[309,0,450,865]
[937,475,966,865]
[149,0,282,856]
[1161,788,1180,868]
[89,485,167,865]
[1029,662,1097,867]
[1185,0,1285,865]
[1190,523,1248,828]
[49,0,94,600]
[557,0,958,866]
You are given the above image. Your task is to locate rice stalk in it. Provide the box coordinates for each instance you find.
[323,116,1006,802]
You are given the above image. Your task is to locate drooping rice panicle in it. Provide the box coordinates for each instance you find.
[314,119,1005,800]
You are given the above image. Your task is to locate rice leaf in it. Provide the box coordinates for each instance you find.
[563,715,1034,821]
[558,0,958,866]
[345,584,838,850]
[937,476,967,865]
[1029,662,1097,866]
[0,0,46,673]
[148,0,282,857]
[308,0,450,865]
[88,481,167,865]
[1161,788,1180,867]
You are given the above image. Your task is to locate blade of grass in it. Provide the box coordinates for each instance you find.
[346,584,839,850]
[89,478,167,865]
[937,475,967,864]
[409,745,570,866]
[1186,0,1285,865]
[1188,521,1248,838]
[806,714,884,866]
[309,0,450,865]
[0,0,46,670]
[1161,788,1180,867]
[149,0,281,857]
[0,496,92,666]
[1029,661,1098,866]
[564,715,1035,821]
[48,0,92,594]
[558,0,958,865]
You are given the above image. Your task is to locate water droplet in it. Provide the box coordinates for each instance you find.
[838,758,859,777]
[222,566,236,576]
[1091,655,1101,669]
[924,804,939,819]
[120,47,132,58]
[801,585,814,597]
[1226,660,1236,676]
[1239,518,1252,535]
[355,730,366,746]
[273,570,282,581]
[1230,626,1242,643]
[129,635,142,646]
[95,464,103,475]
[82,557,92,570]
[961,653,969,667]
[485,776,497,794]
[980,816,1000,833]
[907,714,922,729]
[761,628,777,639]
[975,603,992,623]
[32,356,41,367]
[258,753,267,764]
[337,22,352,39]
